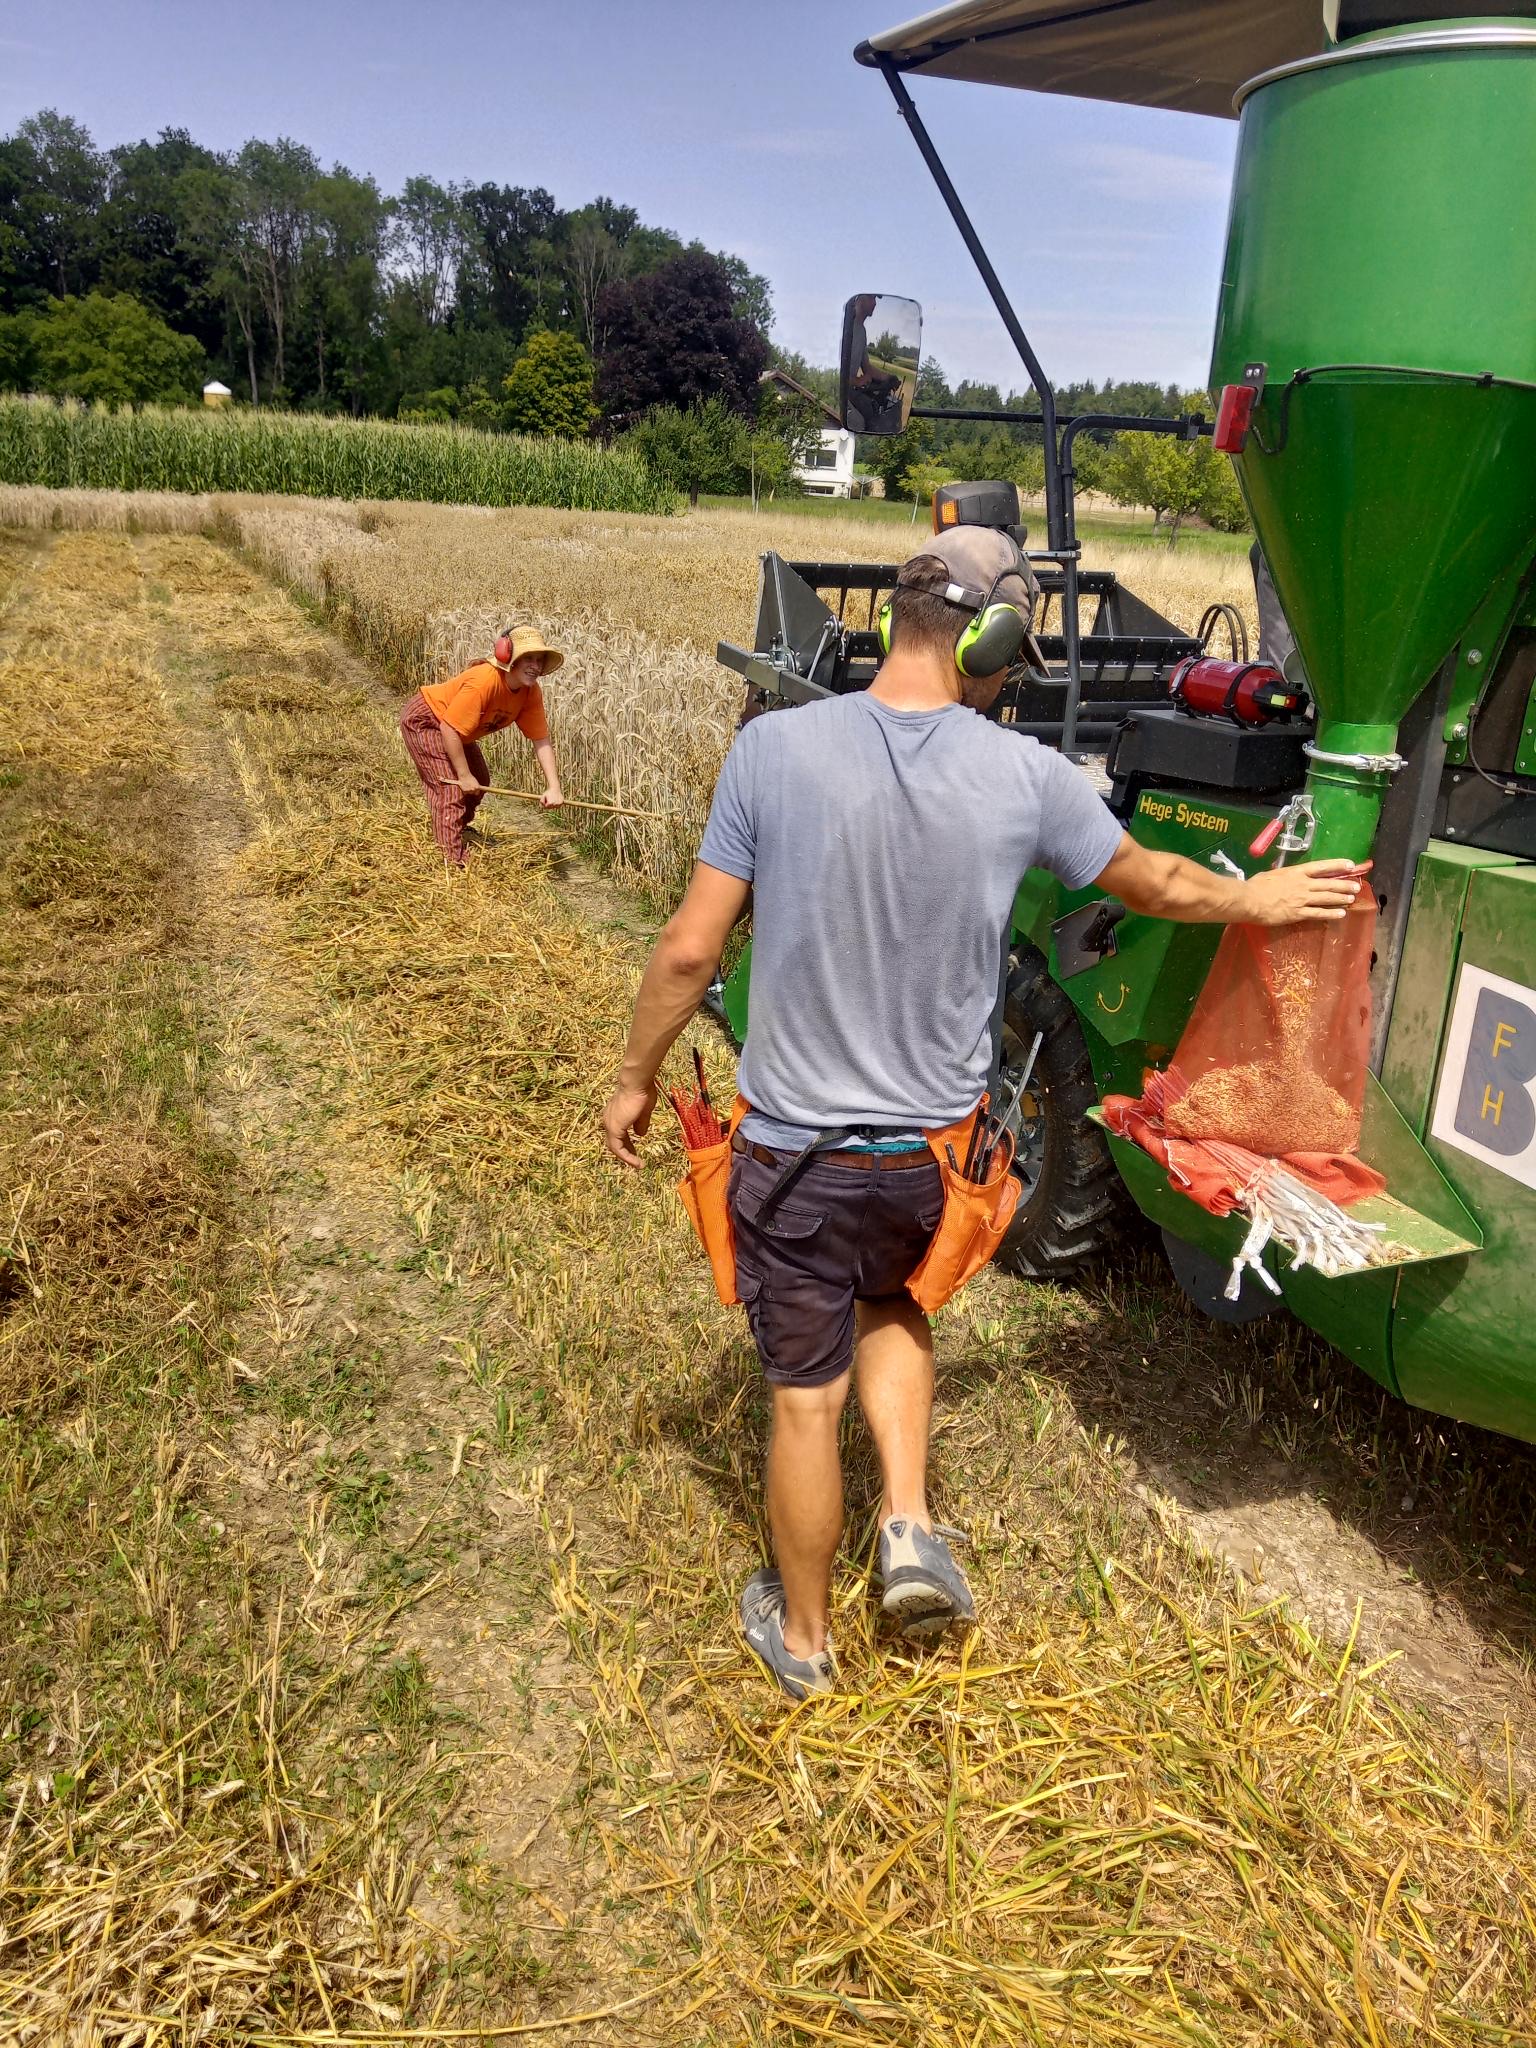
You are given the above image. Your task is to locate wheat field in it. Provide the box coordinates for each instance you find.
[0,485,1255,907]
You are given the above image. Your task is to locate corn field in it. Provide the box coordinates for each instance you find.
[0,395,675,514]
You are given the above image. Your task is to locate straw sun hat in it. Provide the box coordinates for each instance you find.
[495,625,564,674]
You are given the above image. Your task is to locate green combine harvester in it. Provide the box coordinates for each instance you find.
[714,3,1536,1441]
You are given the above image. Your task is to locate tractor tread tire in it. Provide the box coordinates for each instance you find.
[997,947,1128,1283]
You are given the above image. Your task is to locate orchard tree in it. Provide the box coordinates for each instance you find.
[868,414,933,502]
[746,428,794,509]
[501,329,597,438]
[903,456,956,517]
[1200,450,1250,532]
[1104,426,1209,542]
[596,249,767,424]
[624,397,749,505]
[1104,411,1250,543]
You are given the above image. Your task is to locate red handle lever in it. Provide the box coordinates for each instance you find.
[1249,813,1286,858]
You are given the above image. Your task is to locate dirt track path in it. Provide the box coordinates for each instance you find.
[138,537,649,2029]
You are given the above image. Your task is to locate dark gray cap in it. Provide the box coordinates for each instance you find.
[897,524,1039,615]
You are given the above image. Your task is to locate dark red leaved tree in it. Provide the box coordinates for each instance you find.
[595,248,767,425]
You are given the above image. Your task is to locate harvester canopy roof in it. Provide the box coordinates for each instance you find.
[860,1,1328,118]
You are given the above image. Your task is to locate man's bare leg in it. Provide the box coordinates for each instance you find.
[853,1297,934,1530]
[767,1374,850,1659]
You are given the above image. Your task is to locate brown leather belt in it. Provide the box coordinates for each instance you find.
[731,1133,932,1171]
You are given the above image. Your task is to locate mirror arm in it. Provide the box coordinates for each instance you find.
[912,406,1047,426]
[874,52,1066,552]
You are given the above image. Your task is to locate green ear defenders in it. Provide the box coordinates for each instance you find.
[876,569,1029,677]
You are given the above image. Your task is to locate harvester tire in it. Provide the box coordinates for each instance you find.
[996,947,1127,1282]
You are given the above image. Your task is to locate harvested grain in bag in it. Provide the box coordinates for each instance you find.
[1161,897,1376,1156]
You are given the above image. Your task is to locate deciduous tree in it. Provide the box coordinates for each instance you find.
[596,249,767,424]
[389,175,467,328]
[8,112,105,300]
[0,290,203,403]
[501,329,596,438]
[238,138,323,399]
[96,129,222,352]
[1103,427,1208,541]
[623,397,749,505]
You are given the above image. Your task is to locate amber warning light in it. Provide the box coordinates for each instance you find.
[1213,383,1258,453]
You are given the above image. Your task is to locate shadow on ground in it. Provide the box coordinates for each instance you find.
[1021,1242,1536,1744]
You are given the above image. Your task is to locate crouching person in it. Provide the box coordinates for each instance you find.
[400,627,564,864]
[600,528,1363,1699]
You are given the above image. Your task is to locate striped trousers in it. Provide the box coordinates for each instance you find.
[399,692,488,865]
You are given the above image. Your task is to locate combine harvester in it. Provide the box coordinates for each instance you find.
[715,2,1536,1440]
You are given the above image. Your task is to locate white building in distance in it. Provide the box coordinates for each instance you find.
[759,369,857,498]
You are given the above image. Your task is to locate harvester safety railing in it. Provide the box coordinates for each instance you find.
[864,49,1224,757]
[725,555,1212,750]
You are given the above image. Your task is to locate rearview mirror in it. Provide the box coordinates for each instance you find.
[839,293,921,437]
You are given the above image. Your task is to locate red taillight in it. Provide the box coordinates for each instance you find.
[1213,383,1258,453]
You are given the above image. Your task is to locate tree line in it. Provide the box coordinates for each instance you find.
[0,109,776,433]
[844,357,1248,538]
[0,108,1246,530]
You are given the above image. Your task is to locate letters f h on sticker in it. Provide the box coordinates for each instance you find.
[1455,989,1536,1157]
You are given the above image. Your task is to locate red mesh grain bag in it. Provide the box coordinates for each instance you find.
[1160,895,1377,1157]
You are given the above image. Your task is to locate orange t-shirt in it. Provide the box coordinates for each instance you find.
[421,661,550,745]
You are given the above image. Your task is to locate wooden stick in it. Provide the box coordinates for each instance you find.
[437,779,671,822]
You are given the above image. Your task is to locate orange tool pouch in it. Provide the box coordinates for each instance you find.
[905,1100,1021,1315]
[677,1097,750,1306]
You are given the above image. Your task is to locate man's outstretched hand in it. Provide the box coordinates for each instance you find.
[1242,859,1366,926]
[601,1081,656,1169]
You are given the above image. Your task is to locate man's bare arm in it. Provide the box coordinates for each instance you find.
[1095,833,1364,926]
[601,862,752,1167]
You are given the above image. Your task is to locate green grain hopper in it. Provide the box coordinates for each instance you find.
[718,4,1536,1441]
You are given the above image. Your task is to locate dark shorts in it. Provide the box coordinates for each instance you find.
[729,1149,944,1388]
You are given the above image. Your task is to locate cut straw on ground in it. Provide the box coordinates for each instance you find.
[150,528,1536,2042]
[2,510,1533,2045]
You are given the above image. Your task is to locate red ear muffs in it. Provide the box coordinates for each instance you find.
[493,632,513,668]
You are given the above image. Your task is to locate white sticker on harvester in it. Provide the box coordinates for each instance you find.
[1430,963,1536,1192]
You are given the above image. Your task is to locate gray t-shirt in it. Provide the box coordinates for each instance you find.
[698,692,1123,1133]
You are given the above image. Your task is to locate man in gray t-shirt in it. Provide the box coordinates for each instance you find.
[699,664,1121,1139]
[601,526,1361,1700]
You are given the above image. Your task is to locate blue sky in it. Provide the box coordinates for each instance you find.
[2,1,1239,393]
